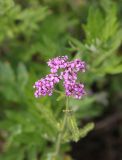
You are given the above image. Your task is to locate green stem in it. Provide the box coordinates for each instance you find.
[54,97,69,157]
[54,89,63,94]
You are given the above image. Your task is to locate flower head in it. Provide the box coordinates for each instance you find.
[60,59,86,99]
[67,59,86,73]
[33,73,60,98]
[47,56,68,73]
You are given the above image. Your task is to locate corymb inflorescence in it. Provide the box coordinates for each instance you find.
[33,56,86,99]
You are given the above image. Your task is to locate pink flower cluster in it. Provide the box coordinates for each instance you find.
[60,59,86,99]
[34,73,60,97]
[47,56,68,73]
[33,56,86,99]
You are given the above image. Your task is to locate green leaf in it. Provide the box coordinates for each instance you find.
[17,63,28,90]
[0,61,19,101]
[67,115,80,142]
[0,61,15,84]
[83,7,104,43]
[79,122,95,138]
[106,64,122,74]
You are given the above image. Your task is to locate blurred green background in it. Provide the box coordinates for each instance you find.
[0,0,122,160]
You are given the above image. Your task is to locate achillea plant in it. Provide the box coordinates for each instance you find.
[33,56,94,159]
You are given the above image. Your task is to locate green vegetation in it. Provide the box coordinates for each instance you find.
[0,0,122,160]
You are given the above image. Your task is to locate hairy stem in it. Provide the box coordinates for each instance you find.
[54,97,69,157]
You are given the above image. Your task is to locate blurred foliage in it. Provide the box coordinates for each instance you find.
[0,0,122,159]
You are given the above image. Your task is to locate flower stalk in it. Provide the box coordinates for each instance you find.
[54,97,69,158]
